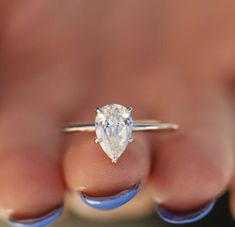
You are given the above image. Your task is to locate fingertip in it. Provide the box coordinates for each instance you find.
[156,199,216,224]
[64,133,150,196]
[150,134,233,212]
[0,148,64,219]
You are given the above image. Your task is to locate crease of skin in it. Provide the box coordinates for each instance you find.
[76,186,87,192]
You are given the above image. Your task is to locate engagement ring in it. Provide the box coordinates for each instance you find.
[64,104,179,163]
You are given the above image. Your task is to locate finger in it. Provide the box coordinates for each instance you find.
[150,81,234,224]
[0,12,86,226]
[0,66,85,226]
[64,130,151,214]
[0,102,65,223]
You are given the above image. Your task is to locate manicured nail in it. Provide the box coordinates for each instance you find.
[8,206,63,227]
[156,199,216,224]
[80,183,141,210]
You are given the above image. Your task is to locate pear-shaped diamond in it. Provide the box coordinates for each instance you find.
[95,104,133,163]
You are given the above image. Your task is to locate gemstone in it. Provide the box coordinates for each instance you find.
[95,104,133,163]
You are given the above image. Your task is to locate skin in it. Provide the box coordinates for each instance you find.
[0,0,235,222]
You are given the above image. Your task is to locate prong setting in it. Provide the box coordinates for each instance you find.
[96,107,101,114]
[127,107,133,113]
[64,103,179,164]
[112,158,118,163]
[95,138,103,143]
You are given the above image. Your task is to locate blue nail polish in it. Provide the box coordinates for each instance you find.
[156,199,216,224]
[8,206,63,227]
[80,183,141,210]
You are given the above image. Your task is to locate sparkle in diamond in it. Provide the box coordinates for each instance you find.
[95,104,133,162]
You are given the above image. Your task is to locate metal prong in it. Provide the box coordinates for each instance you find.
[96,137,104,143]
[128,137,134,142]
[95,138,99,143]
[127,107,133,112]
[96,107,101,114]
[112,158,118,164]
[112,155,118,163]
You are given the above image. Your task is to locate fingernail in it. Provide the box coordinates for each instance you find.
[156,199,216,224]
[80,183,141,210]
[8,206,63,227]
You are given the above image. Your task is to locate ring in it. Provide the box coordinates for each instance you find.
[63,104,179,163]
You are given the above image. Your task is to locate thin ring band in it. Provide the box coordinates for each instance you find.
[63,120,179,133]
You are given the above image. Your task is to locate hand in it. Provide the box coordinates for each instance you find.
[1,1,235,225]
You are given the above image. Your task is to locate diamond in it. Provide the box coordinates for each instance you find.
[95,104,133,163]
